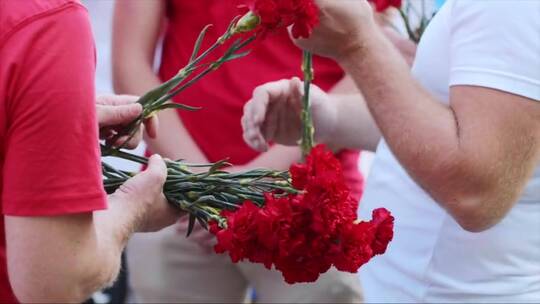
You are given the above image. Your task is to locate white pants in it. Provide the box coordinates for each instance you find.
[127,224,363,303]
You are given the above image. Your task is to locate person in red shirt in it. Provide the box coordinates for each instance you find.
[0,0,180,302]
[113,0,364,302]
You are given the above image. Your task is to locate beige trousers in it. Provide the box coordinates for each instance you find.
[127,224,363,303]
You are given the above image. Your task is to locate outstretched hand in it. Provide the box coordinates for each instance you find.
[241,77,337,151]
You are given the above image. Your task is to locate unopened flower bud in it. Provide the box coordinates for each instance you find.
[233,11,260,34]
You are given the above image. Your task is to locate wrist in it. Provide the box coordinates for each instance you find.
[336,21,381,65]
[314,96,339,150]
[104,194,141,239]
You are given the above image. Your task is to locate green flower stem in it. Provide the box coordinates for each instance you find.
[107,18,254,150]
[161,36,256,103]
[300,51,315,159]
[399,8,420,43]
[102,146,298,227]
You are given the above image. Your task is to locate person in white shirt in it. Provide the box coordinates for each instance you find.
[241,0,540,302]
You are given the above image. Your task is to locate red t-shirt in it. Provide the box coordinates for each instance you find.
[0,0,106,301]
[158,0,364,199]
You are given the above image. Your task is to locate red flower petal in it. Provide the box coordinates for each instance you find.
[239,0,319,38]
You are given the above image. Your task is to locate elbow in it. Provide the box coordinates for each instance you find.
[437,188,513,233]
[451,203,498,233]
[428,166,514,233]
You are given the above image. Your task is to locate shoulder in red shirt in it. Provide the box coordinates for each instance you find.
[0,0,105,301]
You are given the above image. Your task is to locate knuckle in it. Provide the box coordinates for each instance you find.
[117,181,138,197]
[243,101,252,114]
[148,168,167,185]
[252,86,266,98]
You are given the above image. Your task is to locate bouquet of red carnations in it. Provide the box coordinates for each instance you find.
[210,144,393,284]
[103,0,394,284]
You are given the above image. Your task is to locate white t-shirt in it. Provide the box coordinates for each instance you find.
[359,1,540,302]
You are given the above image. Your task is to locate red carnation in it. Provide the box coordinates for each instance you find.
[289,0,319,38]
[370,208,394,255]
[239,0,319,38]
[333,222,374,272]
[368,0,402,12]
[211,201,262,263]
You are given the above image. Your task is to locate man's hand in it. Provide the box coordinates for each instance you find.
[96,95,158,149]
[7,154,180,303]
[293,0,374,61]
[241,77,337,151]
[108,154,180,233]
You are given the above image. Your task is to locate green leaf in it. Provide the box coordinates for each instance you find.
[190,24,213,63]
[154,103,202,112]
[223,51,251,63]
[186,214,196,237]
[197,217,209,230]
[137,77,180,106]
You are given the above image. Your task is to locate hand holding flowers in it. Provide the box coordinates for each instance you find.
[97,95,157,149]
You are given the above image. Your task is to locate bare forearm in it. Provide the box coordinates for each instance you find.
[329,93,381,152]
[337,24,540,230]
[7,209,133,303]
[242,145,301,171]
[341,26,458,169]
[324,76,381,152]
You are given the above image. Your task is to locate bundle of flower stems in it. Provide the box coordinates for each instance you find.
[101,145,297,235]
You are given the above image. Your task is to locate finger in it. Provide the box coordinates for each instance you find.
[116,154,166,201]
[242,102,269,151]
[251,79,292,123]
[262,101,278,141]
[251,80,290,137]
[253,131,269,151]
[243,101,266,143]
[97,103,143,127]
[243,79,293,151]
[290,77,304,102]
[96,94,139,106]
[108,129,143,150]
[243,125,268,152]
[250,88,271,126]
[242,99,269,150]
[140,154,167,187]
[99,127,116,140]
[144,115,159,139]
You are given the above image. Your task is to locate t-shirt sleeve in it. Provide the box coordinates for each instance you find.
[448,0,540,101]
[2,4,107,216]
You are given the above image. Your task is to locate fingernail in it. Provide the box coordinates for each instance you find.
[150,154,163,161]
[128,103,142,115]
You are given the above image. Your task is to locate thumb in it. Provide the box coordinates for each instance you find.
[120,154,167,198]
[134,154,167,189]
[97,103,142,127]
